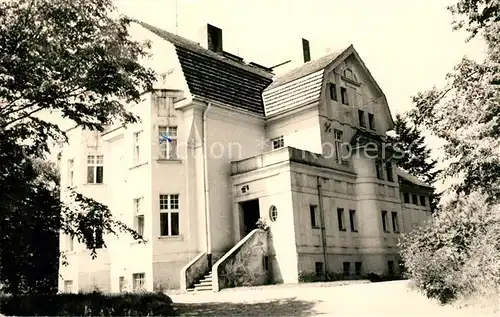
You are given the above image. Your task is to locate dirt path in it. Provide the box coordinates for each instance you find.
[169,281,497,316]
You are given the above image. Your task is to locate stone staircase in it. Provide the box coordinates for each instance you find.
[187,271,213,292]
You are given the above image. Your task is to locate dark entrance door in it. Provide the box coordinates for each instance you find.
[240,199,260,237]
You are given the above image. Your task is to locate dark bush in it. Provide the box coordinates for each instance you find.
[0,292,177,316]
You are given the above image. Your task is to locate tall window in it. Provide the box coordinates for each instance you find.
[368,113,375,130]
[87,155,103,184]
[337,208,345,231]
[386,161,394,182]
[155,93,173,117]
[388,261,394,275]
[420,195,426,206]
[358,110,366,127]
[391,211,399,232]
[133,131,142,164]
[133,273,145,291]
[119,276,125,293]
[334,129,343,164]
[381,210,388,232]
[349,209,357,232]
[343,262,351,277]
[329,83,337,101]
[315,262,324,277]
[159,194,179,236]
[66,235,73,252]
[271,135,284,150]
[340,87,349,105]
[412,194,418,205]
[403,193,410,203]
[134,198,144,236]
[68,159,74,187]
[159,126,178,159]
[310,205,319,228]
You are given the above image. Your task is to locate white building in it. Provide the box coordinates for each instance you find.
[58,21,432,293]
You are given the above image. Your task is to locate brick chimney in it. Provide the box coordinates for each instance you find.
[302,38,311,63]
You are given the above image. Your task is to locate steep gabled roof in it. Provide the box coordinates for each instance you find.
[266,48,348,90]
[134,21,273,115]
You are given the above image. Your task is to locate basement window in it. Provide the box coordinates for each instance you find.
[315,262,324,277]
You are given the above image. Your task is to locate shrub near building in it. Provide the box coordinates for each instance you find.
[0,292,177,316]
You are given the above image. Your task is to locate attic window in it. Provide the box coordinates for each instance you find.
[343,68,357,82]
[341,87,349,105]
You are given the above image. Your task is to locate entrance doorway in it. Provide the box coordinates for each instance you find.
[240,199,260,238]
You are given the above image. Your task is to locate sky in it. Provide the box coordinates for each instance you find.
[116,0,485,115]
[115,0,484,190]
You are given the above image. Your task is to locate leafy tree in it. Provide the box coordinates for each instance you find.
[399,191,500,304]
[388,114,441,211]
[0,0,155,294]
[409,0,500,202]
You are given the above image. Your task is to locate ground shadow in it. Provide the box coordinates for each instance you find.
[173,297,321,316]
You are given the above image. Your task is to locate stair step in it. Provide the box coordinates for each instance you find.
[194,280,212,287]
[193,285,212,291]
[187,288,194,292]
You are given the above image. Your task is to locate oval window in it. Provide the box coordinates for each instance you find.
[269,205,278,222]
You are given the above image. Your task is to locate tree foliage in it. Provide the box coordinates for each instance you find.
[0,0,154,294]
[399,192,500,304]
[409,0,500,202]
[388,114,441,211]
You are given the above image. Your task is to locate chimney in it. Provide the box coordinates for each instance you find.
[199,23,223,53]
[302,38,311,63]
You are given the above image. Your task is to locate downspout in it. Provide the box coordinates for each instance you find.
[316,176,328,281]
[203,102,213,267]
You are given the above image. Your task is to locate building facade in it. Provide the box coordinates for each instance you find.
[58,21,432,293]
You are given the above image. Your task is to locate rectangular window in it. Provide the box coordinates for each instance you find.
[119,276,125,293]
[133,131,142,164]
[399,261,406,274]
[381,210,388,232]
[368,113,375,130]
[271,135,284,150]
[329,83,337,101]
[64,280,73,293]
[334,129,343,164]
[388,261,394,275]
[420,195,426,206]
[134,198,144,236]
[159,126,178,159]
[315,262,323,277]
[337,208,345,231]
[159,194,180,236]
[132,273,145,291]
[412,194,418,205]
[403,193,410,204]
[341,87,349,105]
[386,161,394,182]
[358,110,366,127]
[349,209,357,232]
[391,211,399,232]
[310,205,318,228]
[346,182,354,195]
[68,159,74,187]
[375,160,384,180]
[355,262,362,276]
[87,155,104,184]
[343,262,351,276]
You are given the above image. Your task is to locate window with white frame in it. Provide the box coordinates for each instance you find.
[132,273,145,291]
[158,126,178,159]
[66,235,73,252]
[334,129,343,163]
[87,155,103,184]
[68,159,74,187]
[271,135,284,150]
[159,194,179,236]
[134,198,144,236]
[133,131,142,164]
